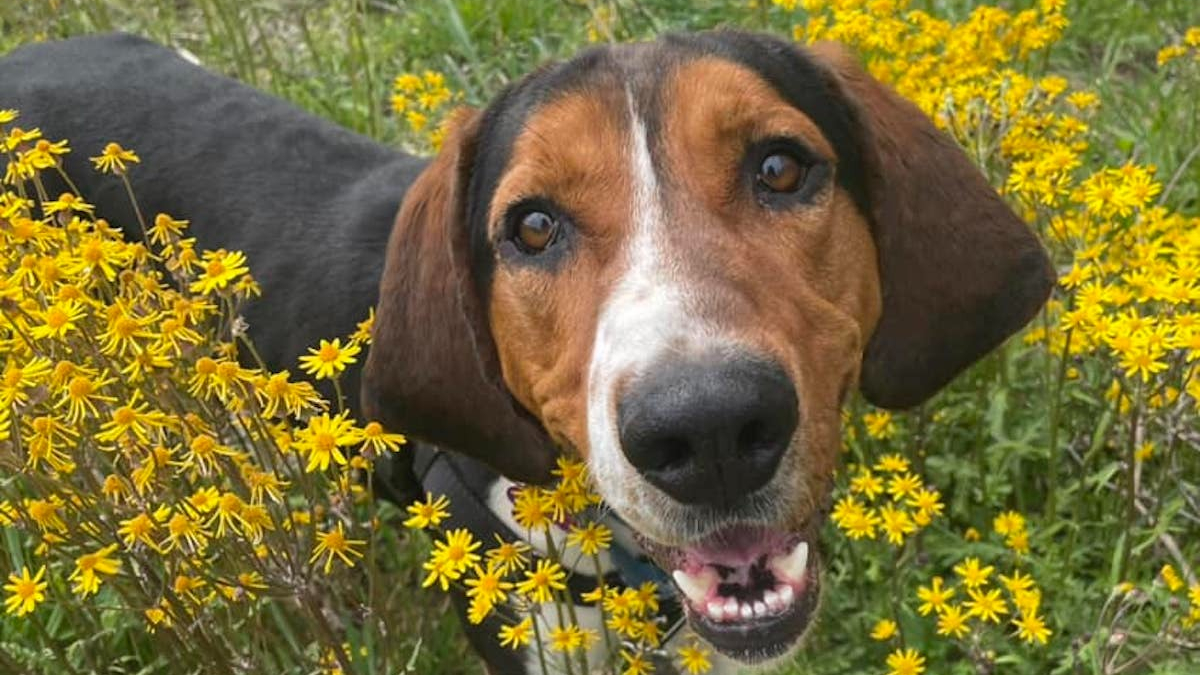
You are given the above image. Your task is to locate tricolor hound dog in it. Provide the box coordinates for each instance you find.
[2,32,1053,673]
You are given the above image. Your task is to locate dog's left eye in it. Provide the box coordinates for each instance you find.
[515,210,559,253]
[758,152,806,193]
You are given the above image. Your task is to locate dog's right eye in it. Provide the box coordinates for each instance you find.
[516,210,558,253]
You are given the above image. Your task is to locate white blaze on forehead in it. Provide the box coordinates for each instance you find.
[584,90,723,519]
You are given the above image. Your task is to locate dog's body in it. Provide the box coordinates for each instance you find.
[2,31,1053,674]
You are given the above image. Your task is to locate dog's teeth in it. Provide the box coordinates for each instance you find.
[778,583,796,607]
[764,589,781,611]
[672,568,717,607]
[739,603,754,620]
[771,540,809,583]
[753,600,768,617]
[706,600,726,622]
[723,597,739,617]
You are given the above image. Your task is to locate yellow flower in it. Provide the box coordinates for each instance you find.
[148,213,188,246]
[1006,529,1031,555]
[497,617,533,649]
[4,566,48,617]
[43,192,91,216]
[295,411,358,473]
[567,521,613,555]
[1161,564,1184,592]
[870,618,898,640]
[486,536,531,575]
[832,496,880,540]
[189,249,250,294]
[863,410,897,439]
[118,512,158,548]
[69,543,122,597]
[30,299,87,340]
[517,558,567,603]
[993,510,1026,536]
[253,371,325,418]
[906,487,944,524]
[161,511,209,553]
[954,557,994,589]
[879,504,916,545]
[548,624,585,652]
[90,141,140,174]
[916,576,954,616]
[621,650,654,675]
[404,493,451,530]
[464,562,513,624]
[422,528,482,590]
[849,468,884,500]
[511,486,554,531]
[358,421,406,454]
[25,496,68,533]
[298,338,361,380]
[964,587,1008,623]
[936,604,971,638]
[310,522,366,573]
[885,647,926,675]
[886,472,922,501]
[676,641,712,674]
[874,453,910,473]
[1012,610,1052,644]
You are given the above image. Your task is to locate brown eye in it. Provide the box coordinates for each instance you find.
[758,153,806,193]
[517,210,558,252]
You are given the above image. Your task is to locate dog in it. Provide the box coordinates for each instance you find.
[2,31,1053,672]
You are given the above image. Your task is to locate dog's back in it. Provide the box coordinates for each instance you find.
[1,33,427,395]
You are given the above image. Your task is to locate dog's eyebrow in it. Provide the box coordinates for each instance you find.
[661,32,869,217]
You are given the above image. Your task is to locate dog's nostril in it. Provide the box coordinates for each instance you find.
[647,436,692,472]
[737,419,768,456]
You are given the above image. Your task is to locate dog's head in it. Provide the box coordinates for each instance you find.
[363,32,1053,663]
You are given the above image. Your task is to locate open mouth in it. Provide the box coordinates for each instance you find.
[638,525,820,663]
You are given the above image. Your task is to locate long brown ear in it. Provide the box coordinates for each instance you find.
[362,108,558,484]
[809,42,1055,409]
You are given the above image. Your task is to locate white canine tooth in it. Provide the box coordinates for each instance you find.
[740,603,754,620]
[707,600,726,622]
[753,601,768,617]
[672,568,717,607]
[778,583,796,607]
[764,589,781,611]
[772,541,809,583]
[724,597,739,616]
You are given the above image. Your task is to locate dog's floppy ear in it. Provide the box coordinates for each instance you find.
[363,108,558,484]
[809,42,1055,409]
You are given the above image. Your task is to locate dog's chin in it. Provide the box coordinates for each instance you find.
[636,523,821,664]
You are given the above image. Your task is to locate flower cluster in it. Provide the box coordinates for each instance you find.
[404,457,714,674]
[1156,26,1200,67]
[389,69,458,151]
[0,111,408,672]
[832,453,944,544]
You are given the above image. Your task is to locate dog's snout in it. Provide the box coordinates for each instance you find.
[617,356,798,507]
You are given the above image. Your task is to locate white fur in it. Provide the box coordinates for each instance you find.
[584,92,728,541]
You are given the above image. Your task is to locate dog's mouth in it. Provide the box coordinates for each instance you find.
[637,523,820,663]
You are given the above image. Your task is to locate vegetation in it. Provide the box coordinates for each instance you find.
[1,1,1198,673]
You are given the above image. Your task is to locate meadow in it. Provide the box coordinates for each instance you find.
[1,0,1199,673]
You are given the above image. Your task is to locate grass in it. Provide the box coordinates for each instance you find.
[2,1,1199,674]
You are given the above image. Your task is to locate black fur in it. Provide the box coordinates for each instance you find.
[1,33,427,418]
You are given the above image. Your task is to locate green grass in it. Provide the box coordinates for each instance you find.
[2,1,1199,673]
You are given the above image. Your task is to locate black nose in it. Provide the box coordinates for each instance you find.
[617,356,799,507]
